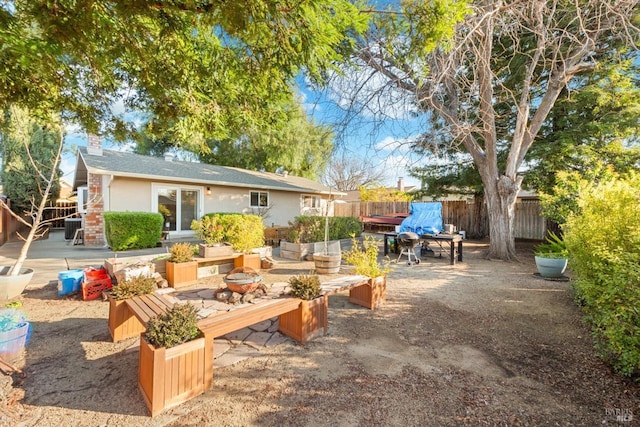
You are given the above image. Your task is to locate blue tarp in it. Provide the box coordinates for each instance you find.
[398,202,443,235]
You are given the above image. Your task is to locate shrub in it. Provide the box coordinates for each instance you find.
[144,304,200,349]
[169,242,196,263]
[343,236,390,278]
[564,174,640,377]
[287,216,362,243]
[104,212,163,251]
[191,215,225,245]
[212,213,264,253]
[110,275,156,300]
[288,274,322,300]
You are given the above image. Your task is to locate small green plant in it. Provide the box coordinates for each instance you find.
[144,304,200,349]
[288,273,322,300]
[343,236,391,277]
[169,242,195,263]
[190,215,225,246]
[534,231,568,258]
[110,275,156,301]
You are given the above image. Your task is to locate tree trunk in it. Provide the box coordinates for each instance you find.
[483,175,519,260]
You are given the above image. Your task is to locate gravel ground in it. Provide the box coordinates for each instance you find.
[1,239,638,426]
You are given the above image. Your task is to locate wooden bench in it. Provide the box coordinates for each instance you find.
[124,275,386,416]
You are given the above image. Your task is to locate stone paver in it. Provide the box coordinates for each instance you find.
[248,320,272,332]
[243,331,273,350]
[224,327,253,345]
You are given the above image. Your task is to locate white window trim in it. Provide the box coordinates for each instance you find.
[249,190,269,208]
[151,183,204,235]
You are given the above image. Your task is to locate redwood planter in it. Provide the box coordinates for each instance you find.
[108,295,146,342]
[198,243,234,258]
[138,335,213,417]
[233,253,261,270]
[166,261,197,288]
[349,275,386,309]
[278,297,327,342]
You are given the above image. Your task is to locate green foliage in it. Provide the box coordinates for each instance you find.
[1,1,368,144]
[197,100,334,180]
[564,174,640,376]
[191,215,225,246]
[144,304,200,349]
[359,185,413,202]
[342,236,390,278]
[211,213,264,253]
[103,212,163,251]
[168,242,196,263]
[288,274,322,300]
[0,105,62,215]
[534,231,568,258]
[287,216,361,243]
[539,165,621,226]
[110,276,155,301]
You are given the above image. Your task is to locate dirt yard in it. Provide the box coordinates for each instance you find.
[1,239,638,426]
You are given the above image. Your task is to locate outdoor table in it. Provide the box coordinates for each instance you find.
[383,232,463,265]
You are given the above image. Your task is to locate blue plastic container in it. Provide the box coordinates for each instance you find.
[58,269,84,295]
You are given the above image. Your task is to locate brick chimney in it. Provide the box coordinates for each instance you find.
[397,177,405,192]
[87,134,103,156]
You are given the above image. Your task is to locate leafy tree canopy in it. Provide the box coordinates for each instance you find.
[0,1,368,148]
[134,99,333,179]
[0,106,62,215]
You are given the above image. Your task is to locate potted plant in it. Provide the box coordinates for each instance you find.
[107,275,156,342]
[534,231,569,278]
[165,242,197,288]
[313,195,342,274]
[278,273,327,342]
[223,214,264,270]
[191,215,233,258]
[138,304,212,417]
[342,236,391,309]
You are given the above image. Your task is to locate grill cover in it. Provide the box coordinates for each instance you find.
[398,202,443,235]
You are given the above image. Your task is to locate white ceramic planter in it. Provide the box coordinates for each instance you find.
[0,266,34,300]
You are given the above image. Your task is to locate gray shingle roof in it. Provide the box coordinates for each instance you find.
[77,147,341,195]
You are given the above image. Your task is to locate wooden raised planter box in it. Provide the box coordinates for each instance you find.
[348,276,386,309]
[138,334,213,417]
[233,253,261,271]
[166,261,198,288]
[278,297,328,342]
[108,295,146,342]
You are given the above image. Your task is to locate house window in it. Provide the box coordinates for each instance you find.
[250,191,269,208]
[153,184,202,233]
[302,195,321,209]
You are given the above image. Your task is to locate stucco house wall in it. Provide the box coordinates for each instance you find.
[73,136,343,246]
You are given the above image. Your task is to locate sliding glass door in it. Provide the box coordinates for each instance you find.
[153,184,202,234]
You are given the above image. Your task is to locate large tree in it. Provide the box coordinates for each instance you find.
[0,1,368,146]
[1,106,62,214]
[346,0,639,259]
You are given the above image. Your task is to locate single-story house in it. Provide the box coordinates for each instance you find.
[72,136,344,246]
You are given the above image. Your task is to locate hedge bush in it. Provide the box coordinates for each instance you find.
[203,213,264,253]
[564,175,640,377]
[287,216,362,243]
[104,211,164,251]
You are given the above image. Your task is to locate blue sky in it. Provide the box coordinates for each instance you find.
[60,0,426,190]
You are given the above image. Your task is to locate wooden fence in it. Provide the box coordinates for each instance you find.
[334,199,547,240]
[0,199,78,245]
